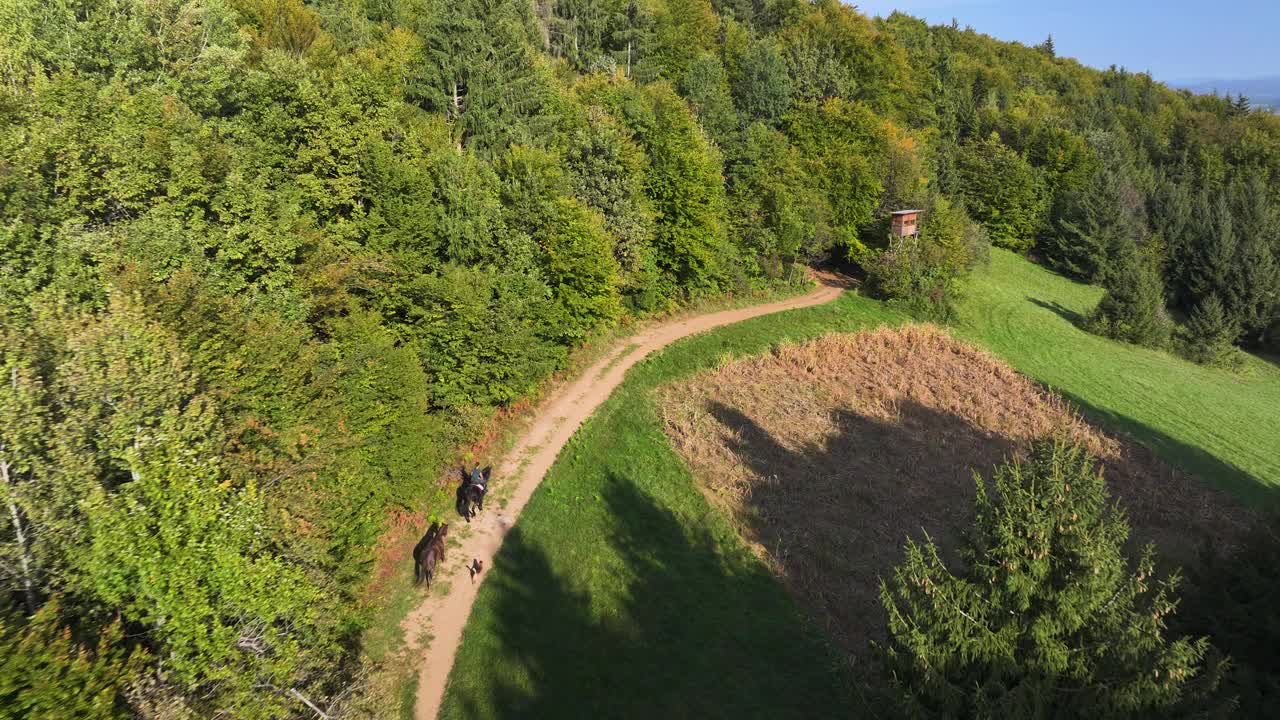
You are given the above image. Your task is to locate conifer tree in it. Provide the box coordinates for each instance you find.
[1177,294,1240,366]
[1037,34,1056,57]
[1088,241,1173,347]
[1224,176,1280,343]
[878,440,1222,718]
[405,0,553,153]
[954,133,1047,251]
[1044,132,1145,282]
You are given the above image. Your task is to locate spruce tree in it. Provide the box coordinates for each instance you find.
[1037,34,1056,57]
[878,440,1222,718]
[1178,294,1240,366]
[405,0,553,153]
[1186,193,1238,312]
[1088,242,1173,347]
[1045,132,1145,282]
[1224,176,1280,343]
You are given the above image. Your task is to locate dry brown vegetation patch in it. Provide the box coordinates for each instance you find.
[660,324,1253,668]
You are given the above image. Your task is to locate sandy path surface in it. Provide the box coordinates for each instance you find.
[405,274,847,720]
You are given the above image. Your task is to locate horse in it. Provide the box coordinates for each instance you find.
[414,522,449,587]
[456,465,491,523]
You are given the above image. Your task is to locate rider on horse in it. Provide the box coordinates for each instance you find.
[470,464,486,492]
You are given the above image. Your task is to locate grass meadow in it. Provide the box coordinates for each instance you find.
[957,249,1280,501]
[436,252,1280,717]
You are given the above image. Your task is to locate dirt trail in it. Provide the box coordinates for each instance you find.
[404,274,848,720]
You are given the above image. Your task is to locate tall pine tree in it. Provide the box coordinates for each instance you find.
[1088,241,1173,347]
[1224,175,1280,344]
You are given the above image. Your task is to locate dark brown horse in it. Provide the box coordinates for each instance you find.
[414,522,449,587]
[456,465,491,523]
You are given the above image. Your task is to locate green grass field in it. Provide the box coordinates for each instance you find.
[439,293,909,718]
[437,251,1280,717]
[956,249,1280,501]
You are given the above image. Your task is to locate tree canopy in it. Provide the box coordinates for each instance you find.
[2,0,1279,716]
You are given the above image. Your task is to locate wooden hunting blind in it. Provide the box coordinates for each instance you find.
[891,209,921,238]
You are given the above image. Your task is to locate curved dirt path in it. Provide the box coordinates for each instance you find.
[404,273,848,720]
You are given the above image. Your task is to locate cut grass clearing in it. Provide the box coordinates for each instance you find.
[660,325,1255,671]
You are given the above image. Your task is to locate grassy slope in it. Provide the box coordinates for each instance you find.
[439,293,909,719]
[439,251,1280,717]
[955,249,1280,501]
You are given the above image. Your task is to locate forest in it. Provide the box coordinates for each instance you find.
[1,0,1278,718]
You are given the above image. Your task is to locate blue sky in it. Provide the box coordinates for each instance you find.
[853,1,1280,82]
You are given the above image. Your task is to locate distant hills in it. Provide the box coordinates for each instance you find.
[1172,76,1280,111]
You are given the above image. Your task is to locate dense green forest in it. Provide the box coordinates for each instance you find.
[2,0,1279,717]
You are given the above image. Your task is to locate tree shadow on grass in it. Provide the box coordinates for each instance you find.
[1058,388,1270,508]
[444,475,849,719]
[1026,296,1086,326]
[1176,512,1280,716]
[703,392,1268,672]
[707,400,1005,668]
[1056,391,1280,714]
[699,386,1280,714]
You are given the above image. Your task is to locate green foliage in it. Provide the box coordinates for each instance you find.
[865,237,960,322]
[633,0,720,83]
[784,98,888,259]
[562,104,661,308]
[1176,295,1242,368]
[539,0,632,71]
[1087,242,1173,348]
[0,601,143,720]
[5,0,1280,714]
[497,145,623,340]
[727,123,826,277]
[402,0,554,153]
[1043,132,1146,283]
[878,440,1222,718]
[41,295,347,715]
[955,132,1047,251]
[541,197,625,339]
[679,53,739,144]
[622,81,732,295]
[731,39,792,125]
[865,195,987,322]
[410,264,562,410]
[778,0,910,113]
